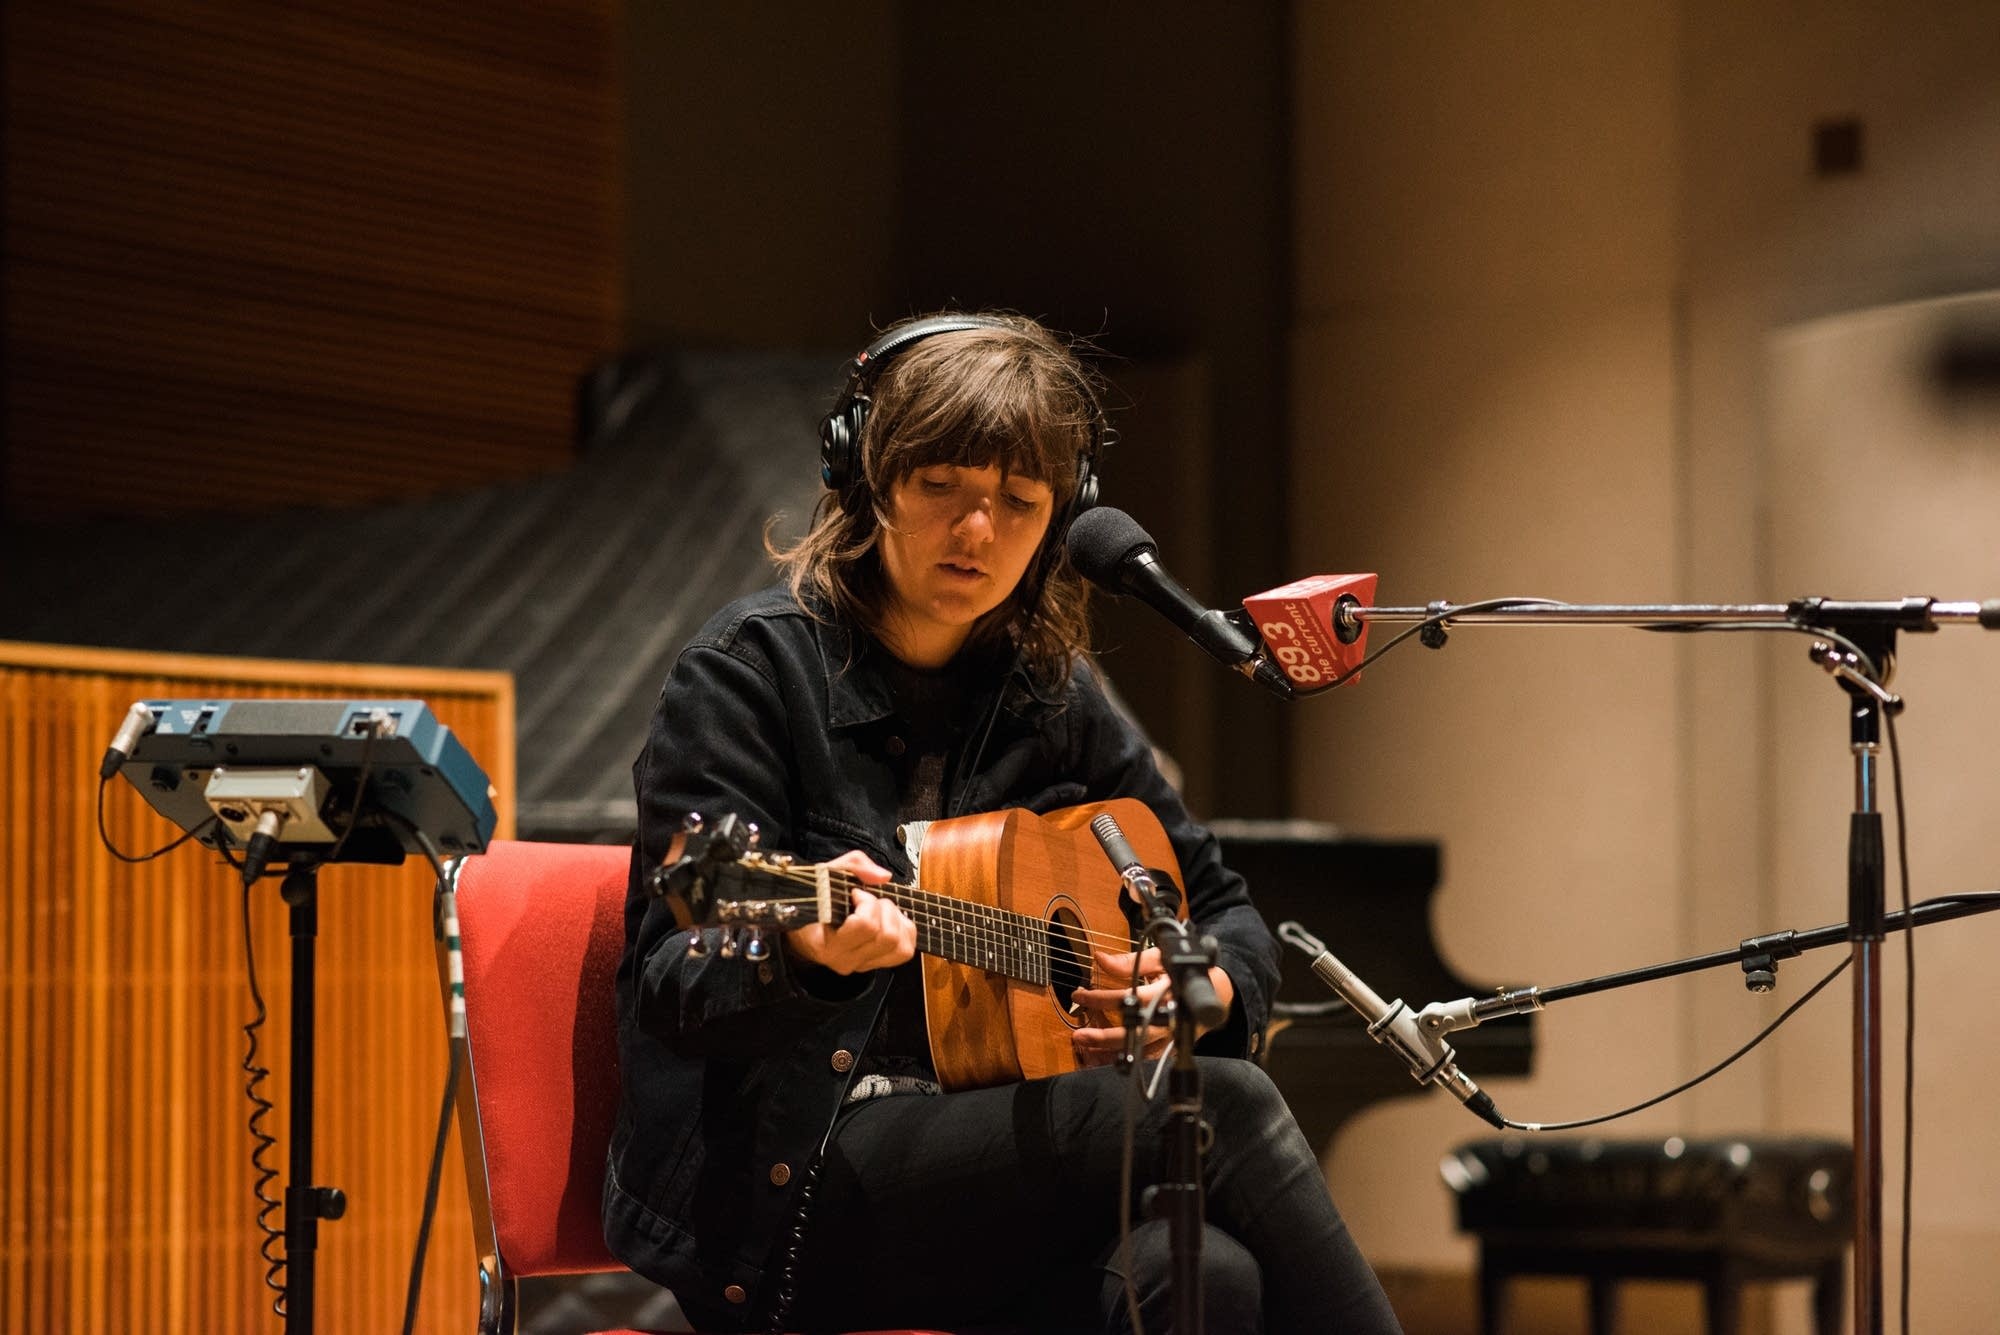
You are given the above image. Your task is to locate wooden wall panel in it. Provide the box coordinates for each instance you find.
[0,641,515,1333]
[2,0,620,520]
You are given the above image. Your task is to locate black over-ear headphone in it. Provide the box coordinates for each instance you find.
[817,314,1107,525]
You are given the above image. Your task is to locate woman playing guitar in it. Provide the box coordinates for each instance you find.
[604,312,1403,1335]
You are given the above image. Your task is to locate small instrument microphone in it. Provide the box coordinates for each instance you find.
[1279,920,1506,1128]
[1090,811,1226,1030]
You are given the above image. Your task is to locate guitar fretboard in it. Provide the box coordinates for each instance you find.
[873,883,1057,985]
[762,866,1070,986]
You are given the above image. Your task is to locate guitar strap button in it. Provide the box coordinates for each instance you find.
[830,1049,855,1073]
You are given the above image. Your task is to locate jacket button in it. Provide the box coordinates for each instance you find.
[885,735,906,757]
[830,1049,855,1073]
[757,961,775,985]
[769,1162,792,1186]
[724,1284,747,1304]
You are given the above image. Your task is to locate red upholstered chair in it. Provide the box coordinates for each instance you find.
[438,838,663,1335]
[439,839,951,1335]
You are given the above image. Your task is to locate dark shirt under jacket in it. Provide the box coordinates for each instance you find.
[603,584,1280,1331]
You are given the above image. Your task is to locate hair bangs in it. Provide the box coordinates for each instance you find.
[868,331,1093,502]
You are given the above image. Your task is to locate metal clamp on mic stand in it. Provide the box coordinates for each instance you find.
[1092,811,1224,1335]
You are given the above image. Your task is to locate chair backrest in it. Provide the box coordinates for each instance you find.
[444,838,633,1282]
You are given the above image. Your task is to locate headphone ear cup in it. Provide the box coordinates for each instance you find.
[1072,465,1099,517]
[818,400,866,501]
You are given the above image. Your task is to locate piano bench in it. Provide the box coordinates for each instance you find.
[1441,1136,1852,1335]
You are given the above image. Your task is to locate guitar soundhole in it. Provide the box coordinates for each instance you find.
[1045,902,1092,1029]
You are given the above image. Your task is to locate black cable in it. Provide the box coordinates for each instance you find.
[1638,618,1884,682]
[1887,709,1913,1335]
[212,835,288,881]
[1501,954,1851,1132]
[400,1039,461,1335]
[321,727,378,867]
[95,773,216,862]
[238,873,289,1317]
[388,816,459,1335]
[1344,597,1573,677]
[1918,890,2000,906]
[1346,600,1885,688]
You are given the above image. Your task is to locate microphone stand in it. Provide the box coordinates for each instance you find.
[1091,812,1224,1335]
[278,858,348,1335]
[1135,881,1222,1335]
[1159,964,1208,1335]
[1336,593,2000,1335]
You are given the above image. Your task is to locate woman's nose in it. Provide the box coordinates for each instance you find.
[952,496,995,540]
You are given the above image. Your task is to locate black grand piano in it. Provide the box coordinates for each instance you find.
[1210,819,1537,1153]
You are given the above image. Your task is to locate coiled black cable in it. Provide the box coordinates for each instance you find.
[238,873,288,1317]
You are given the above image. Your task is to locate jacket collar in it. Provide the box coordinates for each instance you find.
[810,610,1063,729]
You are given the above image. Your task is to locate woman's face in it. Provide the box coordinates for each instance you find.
[876,462,1055,667]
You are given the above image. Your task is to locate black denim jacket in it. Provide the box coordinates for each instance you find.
[603,585,1280,1330]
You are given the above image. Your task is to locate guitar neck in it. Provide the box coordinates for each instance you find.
[886,883,1059,986]
[799,872,1058,987]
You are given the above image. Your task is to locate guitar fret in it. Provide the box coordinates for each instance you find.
[835,871,1065,986]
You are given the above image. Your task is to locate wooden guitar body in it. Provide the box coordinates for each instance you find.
[914,798,1183,1092]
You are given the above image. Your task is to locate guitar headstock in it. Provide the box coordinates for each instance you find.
[647,812,826,960]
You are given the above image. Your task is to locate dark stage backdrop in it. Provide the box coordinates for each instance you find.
[2,1,621,521]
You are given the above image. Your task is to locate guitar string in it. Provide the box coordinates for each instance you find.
[756,862,1135,964]
[736,878,1116,984]
[773,862,1164,968]
[728,862,1152,979]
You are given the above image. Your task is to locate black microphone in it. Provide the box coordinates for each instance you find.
[1066,508,1295,701]
[1089,811,1227,1030]
[1277,921,1506,1128]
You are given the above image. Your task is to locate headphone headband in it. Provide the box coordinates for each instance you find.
[817,314,1106,518]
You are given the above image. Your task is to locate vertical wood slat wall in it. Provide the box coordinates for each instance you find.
[1,0,620,520]
[1,641,516,1333]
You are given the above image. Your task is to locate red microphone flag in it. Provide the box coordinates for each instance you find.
[1242,573,1378,693]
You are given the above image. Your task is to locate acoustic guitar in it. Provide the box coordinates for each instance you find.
[651,797,1183,1092]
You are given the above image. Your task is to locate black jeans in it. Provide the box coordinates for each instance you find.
[788,1058,1403,1335]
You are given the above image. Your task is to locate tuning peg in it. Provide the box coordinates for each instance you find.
[685,930,709,958]
[744,822,761,850]
[718,926,742,959]
[682,811,704,833]
[743,926,770,962]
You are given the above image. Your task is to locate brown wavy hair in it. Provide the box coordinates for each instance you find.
[773,312,1102,684]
